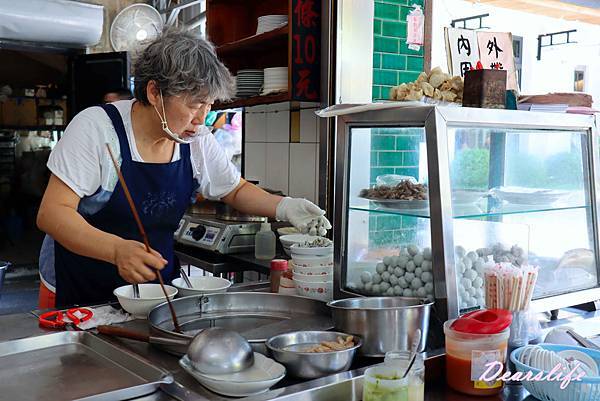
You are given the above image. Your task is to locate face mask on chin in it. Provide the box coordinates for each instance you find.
[152,89,198,144]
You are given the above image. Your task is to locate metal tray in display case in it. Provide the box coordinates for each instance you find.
[0,331,173,401]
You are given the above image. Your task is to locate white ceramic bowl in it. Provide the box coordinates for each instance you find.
[293,279,333,302]
[279,234,319,249]
[291,253,333,268]
[293,270,333,282]
[113,284,178,319]
[179,353,286,397]
[292,263,333,276]
[171,276,232,297]
[290,243,333,256]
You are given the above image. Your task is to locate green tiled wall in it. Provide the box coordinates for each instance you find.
[372,0,425,101]
[369,1,427,247]
[368,128,424,247]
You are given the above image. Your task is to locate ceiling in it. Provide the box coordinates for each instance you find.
[467,0,600,25]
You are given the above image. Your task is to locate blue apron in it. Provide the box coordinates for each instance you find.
[54,104,194,307]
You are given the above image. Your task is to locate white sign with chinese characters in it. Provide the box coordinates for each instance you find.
[445,27,479,77]
[476,31,519,91]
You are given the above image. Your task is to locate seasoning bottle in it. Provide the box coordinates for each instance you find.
[270,259,288,293]
[255,222,276,260]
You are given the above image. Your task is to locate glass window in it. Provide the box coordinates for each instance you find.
[448,126,597,305]
[345,126,433,300]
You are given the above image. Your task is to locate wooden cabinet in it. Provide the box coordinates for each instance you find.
[207,0,321,110]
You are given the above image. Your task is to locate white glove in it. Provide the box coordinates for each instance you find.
[276,197,332,236]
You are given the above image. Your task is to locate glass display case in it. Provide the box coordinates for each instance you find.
[330,104,599,320]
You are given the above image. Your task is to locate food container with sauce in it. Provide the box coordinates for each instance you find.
[362,353,425,401]
[444,309,512,396]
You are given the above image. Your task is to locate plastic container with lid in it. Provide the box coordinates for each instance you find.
[363,352,424,401]
[444,309,512,396]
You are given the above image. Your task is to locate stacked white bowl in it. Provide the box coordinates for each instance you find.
[235,69,263,97]
[256,15,288,35]
[290,239,333,302]
[261,67,288,95]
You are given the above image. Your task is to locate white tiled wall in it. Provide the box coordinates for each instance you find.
[244,142,266,184]
[289,143,318,201]
[300,108,319,143]
[266,143,290,194]
[244,102,320,203]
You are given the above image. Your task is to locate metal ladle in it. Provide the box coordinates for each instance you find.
[97,326,254,374]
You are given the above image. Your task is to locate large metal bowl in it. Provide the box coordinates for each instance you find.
[266,331,361,379]
[148,293,333,356]
[327,297,432,357]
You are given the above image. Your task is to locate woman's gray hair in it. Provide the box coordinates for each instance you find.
[133,28,234,104]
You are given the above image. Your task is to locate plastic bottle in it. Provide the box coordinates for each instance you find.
[270,259,288,293]
[255,222,276,260]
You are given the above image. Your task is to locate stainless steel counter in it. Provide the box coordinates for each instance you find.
[4,298,600,400]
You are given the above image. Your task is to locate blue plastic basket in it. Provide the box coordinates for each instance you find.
[510,344,600,401]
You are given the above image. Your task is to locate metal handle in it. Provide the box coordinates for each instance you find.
[97,325,150,342]
[132,284,140,298]
[566,329,600,350]
[97,325,189,347]
[180,268,193,288]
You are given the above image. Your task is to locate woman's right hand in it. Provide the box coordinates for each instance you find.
[113,239,168,283]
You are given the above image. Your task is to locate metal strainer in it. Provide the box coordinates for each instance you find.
[187,327,254,374]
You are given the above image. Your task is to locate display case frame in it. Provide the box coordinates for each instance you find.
[332,104,600,321]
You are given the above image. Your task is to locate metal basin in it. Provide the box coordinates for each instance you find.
[266,331,361,379]
[327,297,432,357]
[148,292,333,356]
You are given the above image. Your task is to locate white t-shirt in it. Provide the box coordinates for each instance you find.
[40,99,241,289]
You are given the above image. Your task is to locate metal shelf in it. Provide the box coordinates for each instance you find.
[349,202,590,220]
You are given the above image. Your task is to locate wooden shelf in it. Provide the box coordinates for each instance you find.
[213,92,290,110]
[216,26,288,56]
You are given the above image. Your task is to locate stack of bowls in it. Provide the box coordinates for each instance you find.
[290,239,333,302]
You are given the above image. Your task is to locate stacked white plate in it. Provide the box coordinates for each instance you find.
[261,67,288,95]
[236,69,263,97]
[256,15,288,35]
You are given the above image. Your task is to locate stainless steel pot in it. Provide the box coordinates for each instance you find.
[327,297,433,357]
[148,292,333,356]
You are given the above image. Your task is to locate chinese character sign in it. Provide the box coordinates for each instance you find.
[476,31,518,91]
[445,28,479,78]
[292,0,320,101]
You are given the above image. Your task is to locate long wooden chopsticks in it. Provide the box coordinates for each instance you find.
[106,144,182,333]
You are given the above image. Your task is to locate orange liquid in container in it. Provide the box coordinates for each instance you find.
[446,353,504,396]
[444,309,512,396]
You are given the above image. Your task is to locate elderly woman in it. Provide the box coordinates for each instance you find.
[37,29,330,307]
